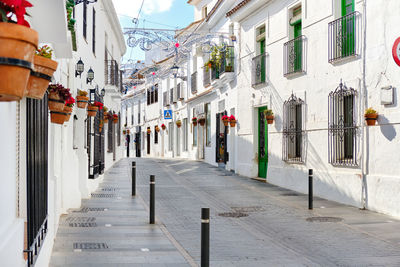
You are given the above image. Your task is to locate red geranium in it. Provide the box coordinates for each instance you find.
[222,115,229,121]
[66,96,75,107]
[94,101,103,110]
[0,0,32,27]
[192,117,197,122]
[229,115,236,121]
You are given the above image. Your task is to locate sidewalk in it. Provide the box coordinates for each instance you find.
[49,159,194,267]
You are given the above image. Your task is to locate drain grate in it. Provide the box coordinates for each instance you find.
[231,206,264,213]
[91,193,116,198]
[218,212,249,218]
[66,217,96,223]
[281,193,300,196]
[306,217,343,223]
[69,222,97,227]
[218,173,233,176]
[73,243,109,250]
[101,188,118,192]
[73,207,106,213]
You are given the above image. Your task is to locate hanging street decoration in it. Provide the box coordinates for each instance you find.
[392,37,400,67]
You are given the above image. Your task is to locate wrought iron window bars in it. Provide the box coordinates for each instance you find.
[284,35,306,76]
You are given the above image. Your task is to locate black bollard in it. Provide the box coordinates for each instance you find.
[131,162,136,196]
[309,169,313,210]
[201,208,210,267]
[150,175,155,224]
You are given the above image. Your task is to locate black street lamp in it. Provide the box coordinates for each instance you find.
[75,58,84,77]
[87,67,94,84]
[100,88,105,97]
[171,63,179,78]
[75,0,97,5]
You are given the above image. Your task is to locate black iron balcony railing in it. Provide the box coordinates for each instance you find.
[328,11,361,63]
[284,35,306,76]
[105,59,119,86]
[220,45,234,75]
[211,67,219,81]
[203,67,211,87]
[191,71,197,94]
[252,52,266,87]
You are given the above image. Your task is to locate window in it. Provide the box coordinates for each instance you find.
[206,103,211,147]
[183,118,188,151]
[252,25,266,86]
[328,81,357,166]
[147,89,151,105]
[168,122,174,151]
[83,2,87,40]
[283,94,305,163]
[154,84,158,103]
[107,116,113,152]
[154,126,158,144]
[170,88,174,104]
[117,112,121,146]
[193,109,197,147]
[92,8,96,54]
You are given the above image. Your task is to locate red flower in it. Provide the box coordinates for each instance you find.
[229,115,236,121]
[222,115,229,121]
[113,114,118,119]
[0,0,32,27]
[66,96,75,107]
[94,101,103,110]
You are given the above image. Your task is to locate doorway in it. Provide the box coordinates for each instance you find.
[258,107,268,179]
[216,112,228,164]
[135,127,141,157]
[147,127,150,155]
[176,125,180,157]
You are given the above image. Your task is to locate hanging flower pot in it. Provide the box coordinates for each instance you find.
[198,118,206,126]
[123,130,127,135]
[229,115,237,127]
[192,117,197,126]
[147,128,151,134]
[76,90,89,109]
[50,111,68,124]
[87,104,98,117]
[113,114,119,123]
[161,124,166,130]
[104,112,109,123]
[63,105,73,122]
[365,108,378,126]
[264,109,274,124]
[26,46,58,99]
[48,91,65,112]
[222,115,229,126]
[155,126,160,132]
[176,120,182,128]
[0,23,38,101]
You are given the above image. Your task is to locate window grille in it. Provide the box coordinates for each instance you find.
[282,93,306,163]
[252,53,266,87]
[154,126,158,144]
[92,8,95,54]
[83,2,87,39]
[117,112,121,146]
[328,81,357,166]
[284,35,306,76]
[107,114,113,152]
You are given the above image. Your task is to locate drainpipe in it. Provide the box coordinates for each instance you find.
[361,0,368,209]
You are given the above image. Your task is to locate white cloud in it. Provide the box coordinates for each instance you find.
[112,0,174,17]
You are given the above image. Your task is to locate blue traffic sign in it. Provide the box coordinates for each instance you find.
[164,110,172,119]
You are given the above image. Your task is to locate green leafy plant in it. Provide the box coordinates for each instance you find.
[36,45,53,59]
[65,0,77,51]
[204,45,225,71]
[77,89,88,97]
[264,109,274,116]
[365,107,377,115]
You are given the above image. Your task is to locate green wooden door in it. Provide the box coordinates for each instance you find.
[341,0,355,56]
[293,21,302,71]
[260,39,266,83]
[258,107,268,178]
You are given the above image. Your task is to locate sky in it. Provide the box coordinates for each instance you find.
[112,0,194,63]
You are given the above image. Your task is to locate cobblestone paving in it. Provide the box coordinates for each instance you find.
[134,158,400,267]
[49,160,192,267]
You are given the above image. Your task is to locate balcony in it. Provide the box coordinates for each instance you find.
[328,11,361,63]
[105,59,119,86]
[191,71,197,94]
[284,35,306,77]
[219,46,235,83]
[252,53,266,87]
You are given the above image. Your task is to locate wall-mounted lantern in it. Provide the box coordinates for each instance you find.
[86,67,94,84]
[75,58,84,77]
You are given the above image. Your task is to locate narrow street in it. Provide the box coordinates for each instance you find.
[52,158,400,266]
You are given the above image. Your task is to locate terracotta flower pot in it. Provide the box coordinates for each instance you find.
[76,95,89,108]
[193,121,198,126]
[199,119,206,126]
[0,23,38,101]
[64,106,73,122]
[87,105,98,117]
[176,123,181,128]
[161,126,166,130]
[266,115,274,124]
[223,120,229,127]
[99,125,103,132]
[48,91,65,112]
[113,118,118,123]
[26,55,58,99]
[155,127,160,132]
[229,120,236,127]
[365,113,378,126]
[50,111,67,124]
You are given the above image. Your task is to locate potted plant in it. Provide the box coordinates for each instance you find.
[99,120,104,132]
[87,101,102,117]
[26,45,58,99]
[264,109,274,124]
[103,106,109,122]
[161,123,166,130]
[48,84,67,112]
[147,128,151,134]
[76,89,89,108]
[123,129,127,135]
[0,0,38,101]
[64,96,75,122]
[192,117,198,126]
[229,115,237,127]
[155,125,160,132]
[113,113,118,123]
[176,120,182,128]
[49,87,71,124]
[198,117,206,126]
[221,115,229,126]
[365,107,378,126]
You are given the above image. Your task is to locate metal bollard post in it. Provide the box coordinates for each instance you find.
[131,162,136,196]
[309,169,313,210]
[150,175,155,224]
[201,208,210,267]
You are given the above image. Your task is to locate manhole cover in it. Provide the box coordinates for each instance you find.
[73,243,108,250]
[306,217,343,223]
[231,206,264,213]
[91,193,116,198]
[218,212,249,218]
[281,193,300,196]
[66,217,96,223]
[69,222,97,227]
[73,207,106,213]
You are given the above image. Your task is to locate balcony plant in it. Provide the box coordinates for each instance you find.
[264,109,274,124]
[176,119,182,128]
[26,45,58,99]
[48,84,69,112]
[76,89,89,108]
[229,115,237,127]
[192,117,197,126]
[64,96,75,122]
[365,107,378,126]
[113,113,118,123]
[161,123,166,130]
[87,101,101,117]
[66,0,77,51]
[204,45,223,72]
[0,0,38,101]
[221,115,229,126]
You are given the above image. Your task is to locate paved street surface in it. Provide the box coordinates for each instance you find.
[51,158,400,266]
